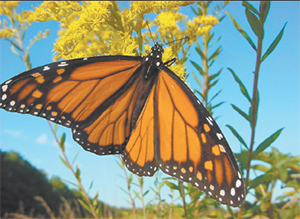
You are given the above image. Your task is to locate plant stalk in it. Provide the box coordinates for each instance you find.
[47,121,99,219]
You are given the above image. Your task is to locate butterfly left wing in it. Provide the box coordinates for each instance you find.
[153,68,245,207]
[0,56,143,155]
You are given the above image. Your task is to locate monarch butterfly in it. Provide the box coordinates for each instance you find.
[0,42,245,207]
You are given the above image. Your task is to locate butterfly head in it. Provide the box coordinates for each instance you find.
[143,43,164,79]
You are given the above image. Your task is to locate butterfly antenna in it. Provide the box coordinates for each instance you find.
[163,36,190,46]
[146,21,155,43]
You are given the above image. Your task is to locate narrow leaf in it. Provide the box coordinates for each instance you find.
[242,1,259,15]
[253,128,284,158]
[207,32,214,45]
[60,133,66,151]
[194,90,204,100]
[75,166,81,180]
[210,101,225,111]
[54,124,58,133]
[231,104,250,122]
[208,46,221,62]
[279,166,288,182]
[210,79,219,87]
[246,8,264,39]
[208,68,222,82]
[59,155,69,168]
[261,22,286,62]
[72,150,80,165]
[7,38,22,52]
[249,172,274,188]
[226,12,256,50]
[10,45,21,58]
[164,181,179,190]
[78,199,92,214]
[63,179,78,188]
[228,68,252,102]
[226,125,248,149]
[190,60,205,76]
[191,6,198,15]
[143,190,149,197]
[195,46,205,60]
[260,1,271,23]
[191,71,202,88]
[208,89,223,103]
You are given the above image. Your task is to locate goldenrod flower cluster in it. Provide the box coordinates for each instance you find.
[1,1,219,80]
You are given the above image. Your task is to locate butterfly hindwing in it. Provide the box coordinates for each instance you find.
[154,68,245,207]
[122,85,158,176]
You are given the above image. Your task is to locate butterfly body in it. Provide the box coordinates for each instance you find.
[0,43,245,206]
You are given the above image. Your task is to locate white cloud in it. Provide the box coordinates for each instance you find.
[36,134,48,144]
[3,129,21,137]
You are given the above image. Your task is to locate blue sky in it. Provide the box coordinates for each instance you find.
[0,2,299,208]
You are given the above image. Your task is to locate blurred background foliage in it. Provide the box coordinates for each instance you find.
[0,1,299,219]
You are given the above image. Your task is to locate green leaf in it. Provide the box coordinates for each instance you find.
[89,181,94,191]
[143,190,149,197]
[226,125,248,149]
[191,71,202,89]
[75,166,81,180]
[210,79,219,87]
[242,1,259,15]
[191,6,199,16]
[208,46,221,62]
[279,166,288,182]
[60,133,66,151]
[72,150,80,165]
[119,187,127,194]
[208,68,222,82]
[63,179,78,188]
[245,8,264,39]
[260,1,271,23]
[10,45,21,58]
[249,172,274,188]
[78,199,92,214]
[190,60,205,76]
[24,52,31,69]
[226,12,256,50]
[207,32,214,45]
[7,38,22,52]
[261,22,286,62]
[164,181,179,190]
[194,90,204,100]
[227,205,235,218]
[231,104,250,122]
[253,128,284,158]
[228,68,252,102]
[210,101,225,111]
[208,89,222,104]
[195,46,205,60]
[252,164,270,173]
[59,155,69,168]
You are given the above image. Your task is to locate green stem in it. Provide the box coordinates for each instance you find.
[137,177,146,219]
[179,181,188,219]
[245,29,263,192]
[48,121,99,219]
[202,31,209,107]
[118,156,137,219]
